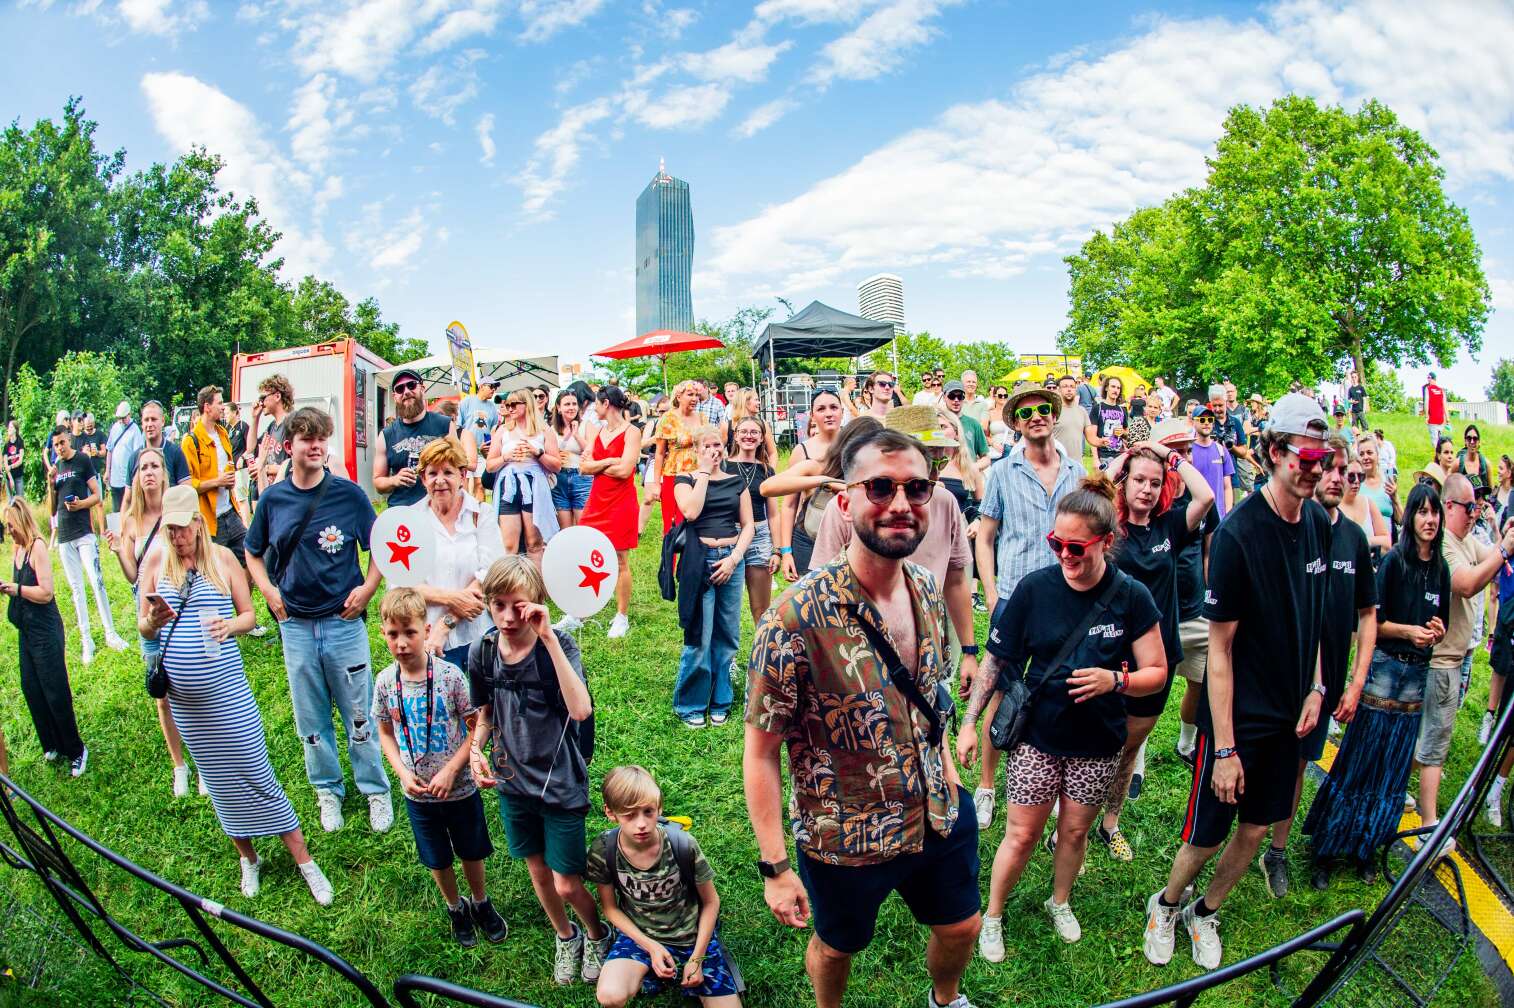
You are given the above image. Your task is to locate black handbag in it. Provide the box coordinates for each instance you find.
[145,573,194,699]
[990,571,1127,752]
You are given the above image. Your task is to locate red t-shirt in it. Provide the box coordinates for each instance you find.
[1424,382,1446,425]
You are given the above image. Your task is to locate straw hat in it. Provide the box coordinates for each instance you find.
[884,404,959,448]
[1151,417,1197,446]
[161,485,201,527]
[1003,381,1061,419]
[1411,463,1446,490]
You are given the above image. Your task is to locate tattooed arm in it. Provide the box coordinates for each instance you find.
[956,652,999,767]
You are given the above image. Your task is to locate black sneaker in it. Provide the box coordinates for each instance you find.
[1259,848,1289,898]
[448,902,478,948]
[1310,863,1331,891]
[470,896,508,944]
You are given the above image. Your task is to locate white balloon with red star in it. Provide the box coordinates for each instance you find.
[542,525,619,619]
[370,504,436,587]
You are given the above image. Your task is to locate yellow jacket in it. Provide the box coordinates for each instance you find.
[181,418,242,536]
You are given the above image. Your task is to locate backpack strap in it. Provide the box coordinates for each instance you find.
[662,821,700,905]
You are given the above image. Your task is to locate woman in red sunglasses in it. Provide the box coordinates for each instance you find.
[959,476,1166,954]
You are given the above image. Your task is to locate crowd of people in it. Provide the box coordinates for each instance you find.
[1,358,1510,1008]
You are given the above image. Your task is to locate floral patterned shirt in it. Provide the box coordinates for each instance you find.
[745,557,958,866]
[652,410,701,477]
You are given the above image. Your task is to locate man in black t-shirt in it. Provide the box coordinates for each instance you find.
[374,367,456,508]
[50,427,128,664]
[1143,394,1332,972]
[1346,370,1368,431]
[1273,435,1378,894]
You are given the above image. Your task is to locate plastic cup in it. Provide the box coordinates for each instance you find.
[105,513,120,535]
[198,611,220,657]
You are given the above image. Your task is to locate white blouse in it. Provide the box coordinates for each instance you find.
[423,491,504,652]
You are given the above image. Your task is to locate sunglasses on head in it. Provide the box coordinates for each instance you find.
[1015,403,1053,421]
[393,380,420,394]
[1046,532,1104,557]
[1283,443,1335,469]
[847,476,935,506]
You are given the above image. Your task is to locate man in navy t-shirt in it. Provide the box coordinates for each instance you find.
[246,406,393,836]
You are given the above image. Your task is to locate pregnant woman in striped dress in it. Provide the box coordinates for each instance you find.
[138,485,333,905]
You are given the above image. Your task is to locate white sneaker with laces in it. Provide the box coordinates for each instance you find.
[1043,897,1082,942]
[240,857,261,898]
[926,991,976,1008]
[607,613,630,639]
[1487,796,1504,829]
[198,769,209,796]
[368,792,394,833]
[316,789,344,832]
[248,623,268,639]
[172,764,190,798]
[972,787,995,827]
[553,928,584,985]
[1182,901,1222,969]
[105,632,129,652]
[299,861,333,906]
[1143,890,1179,965]
[978,915,1004,962]
[1481,711,1496,746]
[70,747,89,778]
[554,613,584,633]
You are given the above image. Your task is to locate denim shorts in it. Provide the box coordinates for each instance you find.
[551,467,592,511]
[606,930,740,997]
[497,791,588,876]
[405,791,493,870]
[743,519,772,569]
[1364,649,1429,705]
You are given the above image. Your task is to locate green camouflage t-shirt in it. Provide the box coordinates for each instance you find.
[585,828,713,945]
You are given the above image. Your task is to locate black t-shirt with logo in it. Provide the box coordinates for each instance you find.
[1115,506,1198,666]
[1200,492,1332,742]
[4,438,21,473]
[989,563,1160,758]
[383,411,453,507]
[1347,384,1367,414]
[1320,512,1378,705]
[1094,403,1129,463]
[1175,490,1219,622]
[1374,548,1451,663]
[52,451,97,543]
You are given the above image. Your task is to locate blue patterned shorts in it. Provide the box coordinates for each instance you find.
[606,929,739,997]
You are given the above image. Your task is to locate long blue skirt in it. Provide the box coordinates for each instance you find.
[1303,701,1420,864]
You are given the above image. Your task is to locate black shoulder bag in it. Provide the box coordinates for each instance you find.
[266,470,331,585]
[145,573,194,699]
[990,570,1127,752]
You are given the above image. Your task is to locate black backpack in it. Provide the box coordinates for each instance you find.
[474,628,594,763]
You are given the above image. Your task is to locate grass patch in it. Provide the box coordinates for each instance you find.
[0,418,1503,1007]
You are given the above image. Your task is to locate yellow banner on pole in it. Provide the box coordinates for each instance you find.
[445,320,477,395]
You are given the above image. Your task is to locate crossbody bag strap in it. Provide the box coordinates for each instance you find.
[131,517,164,587]
[856,619,943,747]
[157,573,195,656]
[1023,568,1128,697]
[270,471,331,584]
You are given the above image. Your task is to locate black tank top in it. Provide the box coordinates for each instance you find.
[382,411,452,506]
[9,546,62,632]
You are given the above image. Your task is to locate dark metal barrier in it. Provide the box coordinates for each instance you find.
[393,974,541,1008]
[1092,911,1364,1008]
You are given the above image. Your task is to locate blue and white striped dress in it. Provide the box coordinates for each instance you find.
[158,571,299,840]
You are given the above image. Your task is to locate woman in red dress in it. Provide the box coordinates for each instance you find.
[579,385,644,640]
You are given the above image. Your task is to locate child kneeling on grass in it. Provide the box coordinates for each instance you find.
[588,766,742,1007]
[373,588,508,947]
[466,555,612,985]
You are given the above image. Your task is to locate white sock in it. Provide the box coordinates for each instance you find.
[1493,776,1508,803]
[1179,722,1197,750]
[447,898,464,912]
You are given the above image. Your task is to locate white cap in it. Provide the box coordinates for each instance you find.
[115,401,131,419]
[1267,393,1328,439]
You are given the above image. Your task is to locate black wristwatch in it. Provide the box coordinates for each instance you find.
[757,857,790,879]
[960,645,979,657]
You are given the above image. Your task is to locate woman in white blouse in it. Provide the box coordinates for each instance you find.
[415,437,504,667]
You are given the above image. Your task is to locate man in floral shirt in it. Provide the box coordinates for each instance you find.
[744,424,981,1008]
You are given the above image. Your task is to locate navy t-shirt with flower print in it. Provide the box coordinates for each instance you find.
[245,470,376,620]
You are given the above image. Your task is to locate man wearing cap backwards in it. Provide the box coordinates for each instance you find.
[105,401,144,513]
[1143,393,1333,971]
[374,367,456,508]
[967,382,1084,828]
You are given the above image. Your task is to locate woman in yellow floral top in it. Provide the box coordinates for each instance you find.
[648,381,703,534]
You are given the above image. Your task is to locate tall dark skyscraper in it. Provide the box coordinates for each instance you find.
[635,160,694,336]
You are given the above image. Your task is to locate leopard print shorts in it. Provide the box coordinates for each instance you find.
[1005,742,1120,808]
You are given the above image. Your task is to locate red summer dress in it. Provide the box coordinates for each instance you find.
[580,426,639,552]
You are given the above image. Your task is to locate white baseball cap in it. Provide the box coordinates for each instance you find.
[115,401,131,419]
[1267,393,1328,439]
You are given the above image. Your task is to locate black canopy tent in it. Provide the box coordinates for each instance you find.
[752,302,896,429]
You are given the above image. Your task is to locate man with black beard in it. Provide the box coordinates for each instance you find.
[745,424,981,1008]
[374,367,456,507]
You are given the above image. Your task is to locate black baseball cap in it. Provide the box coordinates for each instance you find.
[393,368,424,387]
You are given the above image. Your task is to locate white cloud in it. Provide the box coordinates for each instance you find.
[519,98,613,216]
[518,0,604,43]
[288,74,353,171]
[691,38,792,83]
[294,0,437,82]
[810,0,960,85]
[140,72,332,276]
[708,0,1514,295]
[625,82,732,130]
[476,112,496,164]
[410,49,485,125]
[752,0,873,26]
[116,0,207,35]
[347,203,428,272]
[420,0,502,52]
[734,97,797,137]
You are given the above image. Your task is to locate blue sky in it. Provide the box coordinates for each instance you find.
[7,0,1514,399]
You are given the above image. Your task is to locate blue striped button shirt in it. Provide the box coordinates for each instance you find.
[979,440,1085,597]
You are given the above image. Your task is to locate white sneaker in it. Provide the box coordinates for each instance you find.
[927,993,976,1008]
[1143,891,1179,965]
[553,928,584,985]
[1043,897,1082,943]
[1182,901,1223,969]
[172,764,190,798]
[553,613,583,633]
[972,787,995,827]
[198,769,209,796]
[978,914,1004,962]
[607,613,630,639]
[1487,796,1503,829]
[70,747,89,778]
[299,860,333,906]
[80,638,95,666]
[43,751,58,762]
[248,623,268,639]
[240,857,261,898]
[104,632,129,652]
[1481,711,1496,746]
[316,789,344,832]
[368,792,394,833]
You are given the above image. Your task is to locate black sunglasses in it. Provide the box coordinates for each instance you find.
[847,476,935,506]
[393,380,420,394]
[946,392,965,401]
[1015,403,1053,420]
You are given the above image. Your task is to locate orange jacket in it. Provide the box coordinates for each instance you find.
[181,418,242,536]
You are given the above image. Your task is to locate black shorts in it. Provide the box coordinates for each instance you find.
[796,786,980,954]
[1300,705,1331,763]
[1180,730,1299,849]
[1124,667,1176,719]
[497,484,526,516]
[405,792,494,870]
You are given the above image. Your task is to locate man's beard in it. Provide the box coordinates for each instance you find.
[398,397,425,421]
[855,517,925,559]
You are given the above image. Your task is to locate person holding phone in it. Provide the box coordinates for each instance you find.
[51,425,128,664]
[4,498,87,776]
[375,367,455,508]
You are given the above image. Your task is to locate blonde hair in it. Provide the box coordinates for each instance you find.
[727,387,757,424]
[934,408,983,497]
[162,515,231,598]
[602,765,662,813]
[4,498,43,551]
[419,436,468,473]
[670,380,698,411]
[481,554,545,604]
[689,423,723,448]
[502,391,544,438]
[380,586,428,625]
[122,446,165,539]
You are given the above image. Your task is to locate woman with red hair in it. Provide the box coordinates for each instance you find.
[1085,439,1215,863]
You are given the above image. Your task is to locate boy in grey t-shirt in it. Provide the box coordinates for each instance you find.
[373,589,506,947]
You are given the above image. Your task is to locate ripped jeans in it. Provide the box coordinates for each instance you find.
[279,615,389,800]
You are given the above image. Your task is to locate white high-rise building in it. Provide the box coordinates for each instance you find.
[858,273,905,336]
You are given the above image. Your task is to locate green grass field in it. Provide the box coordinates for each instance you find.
[0,411,1503,1007]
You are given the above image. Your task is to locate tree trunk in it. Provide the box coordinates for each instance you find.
[1351,334,1363,394]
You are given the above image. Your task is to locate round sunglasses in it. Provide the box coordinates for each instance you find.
[847,476,935,506]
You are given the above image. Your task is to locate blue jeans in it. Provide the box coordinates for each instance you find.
[279,615,390,799]
[673,546,745,720]
[1364,649,1428,705]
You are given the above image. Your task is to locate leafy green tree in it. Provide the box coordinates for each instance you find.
[1060,96,1490,394]
[10,351,129,492]
[1365,359,1409,414]
[1487,359,1514,410]
[352,296,428,365]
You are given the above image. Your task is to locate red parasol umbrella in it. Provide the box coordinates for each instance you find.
[592,330,724,391]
